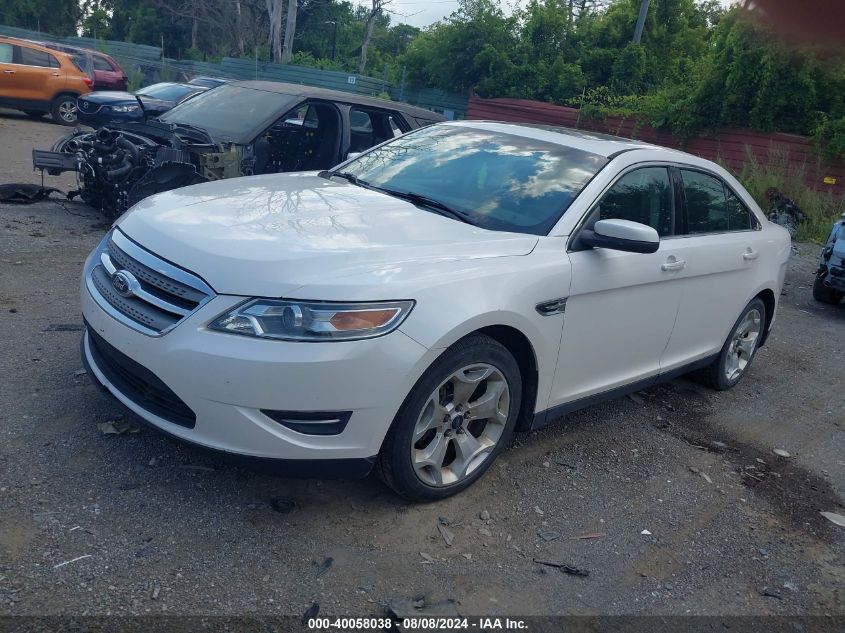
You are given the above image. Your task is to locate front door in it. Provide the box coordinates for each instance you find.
[549,166,684,406]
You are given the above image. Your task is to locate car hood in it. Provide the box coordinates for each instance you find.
[115,173,539,297]
[80,91,136,105]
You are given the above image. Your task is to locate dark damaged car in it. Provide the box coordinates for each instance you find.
[813,212,845,305]
[33,80,446,217]
[77,82,209,128]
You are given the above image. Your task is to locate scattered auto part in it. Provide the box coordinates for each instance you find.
[0,183,63,203]
[766,187,806,236]
[813,212,845,304]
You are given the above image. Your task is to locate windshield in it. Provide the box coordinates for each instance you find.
[159,84,299,142]
[138,83,196,101]
[341,124,608,235]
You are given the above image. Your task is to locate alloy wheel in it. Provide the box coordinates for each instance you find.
[59,100,77,123]
[724,307,762,382]
[411,363,510,487]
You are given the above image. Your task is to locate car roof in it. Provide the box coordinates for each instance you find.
[450,120,692,160]
[1,36,74,58]
[230,80,446,121]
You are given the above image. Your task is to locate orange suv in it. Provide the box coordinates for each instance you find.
[0,37,93,125]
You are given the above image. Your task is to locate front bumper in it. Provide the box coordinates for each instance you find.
[81,282,431,474]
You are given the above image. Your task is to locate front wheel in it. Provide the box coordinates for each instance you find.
[377,334,522,501]
[698,298,766,391]
[51,95,78,125]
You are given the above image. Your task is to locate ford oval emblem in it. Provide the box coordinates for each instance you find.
[111,270,135,298]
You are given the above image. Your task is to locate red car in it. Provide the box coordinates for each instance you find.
[35,42,128,91]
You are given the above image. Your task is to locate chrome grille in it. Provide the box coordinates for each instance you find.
[86,229,215,336]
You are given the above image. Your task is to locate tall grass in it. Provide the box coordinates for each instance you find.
[729,146,845,243]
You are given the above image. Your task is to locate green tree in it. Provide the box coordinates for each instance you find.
[0,0,81,35]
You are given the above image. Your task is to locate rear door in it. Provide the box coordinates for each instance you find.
[659,168,766,371]
[12,44,65,105]
[549,165,684,406]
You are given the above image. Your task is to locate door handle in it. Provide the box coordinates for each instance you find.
[3,70,14,74]
[661,258,686,272]
[742,250,759,261]
[51,72,60,76]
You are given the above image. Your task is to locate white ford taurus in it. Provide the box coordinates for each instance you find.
[81,121,791,500]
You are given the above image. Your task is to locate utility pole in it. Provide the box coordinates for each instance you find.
[632,0,650,44]
[324,21,338,60]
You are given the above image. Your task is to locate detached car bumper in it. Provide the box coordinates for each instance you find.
[80,277,429,477]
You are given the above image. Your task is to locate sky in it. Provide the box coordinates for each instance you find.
[362,0,740,29]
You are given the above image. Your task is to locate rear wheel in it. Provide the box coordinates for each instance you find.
[812,272,844,304]
[377,334,521,501]
[698,298,766,391]
[51,95,78,125]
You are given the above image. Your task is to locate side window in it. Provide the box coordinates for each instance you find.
[19,46,52,68]
[726,188,754,231]
[597,167,674,237]
[0,43,13,63]
[48,54,60,68]
[93,56,113,71]
[681,170,727,233]
[681,169,755,234]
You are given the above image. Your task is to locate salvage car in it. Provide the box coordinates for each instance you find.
[77,82,209,128]
[80,121,791,500]
[37,42,128,91]
[813,212,845,304]
[34,80,445,216]
[0,36,92,124]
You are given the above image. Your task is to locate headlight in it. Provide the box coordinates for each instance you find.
[208,299,414,341]
[109,104,140,113]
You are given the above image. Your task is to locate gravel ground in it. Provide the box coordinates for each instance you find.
[0,112,843,621]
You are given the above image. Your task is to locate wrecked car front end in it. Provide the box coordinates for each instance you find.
[33,120,254,218]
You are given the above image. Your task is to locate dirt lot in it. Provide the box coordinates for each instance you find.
[0,111,843,622]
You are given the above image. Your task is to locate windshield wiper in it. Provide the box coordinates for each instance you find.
[319,170,367,187]
[386,190,477,226]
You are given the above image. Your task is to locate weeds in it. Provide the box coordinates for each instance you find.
[727,146,845,242]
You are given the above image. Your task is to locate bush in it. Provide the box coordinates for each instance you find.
[732,146,845,242]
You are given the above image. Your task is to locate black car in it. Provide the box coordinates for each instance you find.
[77,82,208,128]
[35,80,447,217]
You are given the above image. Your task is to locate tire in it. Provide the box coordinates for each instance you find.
[812,272,844,304]
[698,298,766,391]
[23,110,45,119]
[50,94,78,126]
[376,333,522,501]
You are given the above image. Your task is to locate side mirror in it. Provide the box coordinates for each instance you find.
[580,219,660,254]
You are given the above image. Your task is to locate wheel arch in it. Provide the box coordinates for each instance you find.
[476,325,539,432]
[52,91,81,103]
[754,288,776,347]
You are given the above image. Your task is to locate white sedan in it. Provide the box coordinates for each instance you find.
[80,121,791,500]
